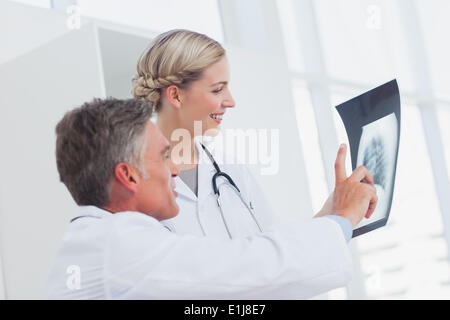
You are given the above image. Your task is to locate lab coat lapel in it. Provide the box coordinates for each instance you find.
[174,176,197,202]
[195,139,217,207]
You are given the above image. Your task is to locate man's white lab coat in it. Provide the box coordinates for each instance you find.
[46,206,353,299]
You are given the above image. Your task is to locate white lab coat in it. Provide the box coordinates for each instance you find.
[161,139,276,238]
[46,205,353,299]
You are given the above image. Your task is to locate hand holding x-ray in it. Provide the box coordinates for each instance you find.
[335,79,401,237]
[331,144,378,227]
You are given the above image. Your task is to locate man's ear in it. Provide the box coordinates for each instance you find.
[114,163,140,193]
[165,85,182,109]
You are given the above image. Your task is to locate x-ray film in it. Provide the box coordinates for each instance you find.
[336,79,401,237]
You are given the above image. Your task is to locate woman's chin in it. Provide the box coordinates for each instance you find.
[204,119,221,136]
[203,127,221,137]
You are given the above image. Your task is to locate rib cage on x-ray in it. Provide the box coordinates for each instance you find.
[361,137,387,189]
[354,112,398,229]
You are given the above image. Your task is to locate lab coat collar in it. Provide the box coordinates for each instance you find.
[76,205,160,224]
[194,136,216,167]
[77,205,114,219]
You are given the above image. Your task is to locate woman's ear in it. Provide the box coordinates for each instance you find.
[165,85,182,109]
[114,163,140,193]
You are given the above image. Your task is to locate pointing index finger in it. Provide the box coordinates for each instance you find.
[334,143,347,185]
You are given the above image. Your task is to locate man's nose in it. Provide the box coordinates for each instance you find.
[168,159,179,177]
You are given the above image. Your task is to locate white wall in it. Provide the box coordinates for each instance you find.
[97,27,152,99]
[0,0,72,65]
[0,23,105,299]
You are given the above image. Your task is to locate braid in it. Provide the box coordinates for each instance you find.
[131,73,187,112]
[131,29,226,112]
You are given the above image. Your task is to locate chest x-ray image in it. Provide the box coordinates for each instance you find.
[336,79,401,237]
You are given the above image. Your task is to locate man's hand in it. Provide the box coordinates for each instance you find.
[314,191,333,218]
[331,144,378,227]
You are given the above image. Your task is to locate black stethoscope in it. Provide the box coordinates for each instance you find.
[200,143,263,238]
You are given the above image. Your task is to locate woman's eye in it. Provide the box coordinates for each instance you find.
[213,88,223,93]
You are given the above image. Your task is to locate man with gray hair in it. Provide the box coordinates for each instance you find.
[47,98,377,299]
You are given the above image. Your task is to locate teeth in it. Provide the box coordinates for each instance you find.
[210,114,223,120]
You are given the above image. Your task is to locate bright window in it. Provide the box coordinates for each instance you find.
[291,80,328,214]
[277,0,450,299]
[416,0,450,101]
[437,104,450,180]
[332,91,450,298]
[314,0,415,92]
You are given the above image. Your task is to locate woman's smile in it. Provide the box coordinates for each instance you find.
[209,112,224,124]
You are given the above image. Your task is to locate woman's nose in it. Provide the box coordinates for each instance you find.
[223,90,235,109]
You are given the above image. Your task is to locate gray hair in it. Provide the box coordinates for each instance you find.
[55,98,152,207]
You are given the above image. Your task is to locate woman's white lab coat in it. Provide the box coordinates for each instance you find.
[46,206,353,299]
[160,139,276,238]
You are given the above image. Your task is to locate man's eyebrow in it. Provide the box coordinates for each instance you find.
[161,145,170,155]
[210,81,228,87]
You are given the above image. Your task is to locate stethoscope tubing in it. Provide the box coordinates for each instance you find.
[201,144,263,238]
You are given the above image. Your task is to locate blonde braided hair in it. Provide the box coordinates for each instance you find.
[132,29,226,112]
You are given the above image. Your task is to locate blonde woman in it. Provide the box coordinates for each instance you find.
[132,29,276,238]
